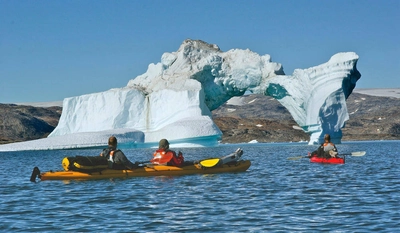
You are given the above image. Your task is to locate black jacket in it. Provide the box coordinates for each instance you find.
[101,147,136,170]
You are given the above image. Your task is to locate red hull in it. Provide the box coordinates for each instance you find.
[310,156,345,164]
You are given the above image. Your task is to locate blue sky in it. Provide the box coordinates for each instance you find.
[1,0,399,103]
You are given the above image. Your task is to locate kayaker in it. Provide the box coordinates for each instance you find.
[151,139,185,166]
[309,134,339,158]
[100,136,138,170]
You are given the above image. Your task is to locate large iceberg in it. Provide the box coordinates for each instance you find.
[0,39,360,151]
[267,52,360,144]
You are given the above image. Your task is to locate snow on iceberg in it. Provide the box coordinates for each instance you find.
[0,39,360,151]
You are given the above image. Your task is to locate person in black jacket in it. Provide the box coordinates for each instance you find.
[100,136,137,170]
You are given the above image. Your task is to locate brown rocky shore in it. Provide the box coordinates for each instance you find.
[1,91,399,145]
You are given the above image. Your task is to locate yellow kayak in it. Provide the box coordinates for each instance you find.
[31,160,251,181]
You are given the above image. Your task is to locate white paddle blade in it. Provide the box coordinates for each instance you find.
[351,151,366,156]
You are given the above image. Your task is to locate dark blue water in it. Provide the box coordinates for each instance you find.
[1,141,399,232]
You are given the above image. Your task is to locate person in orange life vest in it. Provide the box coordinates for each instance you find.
[151,139,184,166]
[309,134,339,159]
[100,136,137,170]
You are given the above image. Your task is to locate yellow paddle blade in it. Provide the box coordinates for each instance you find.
[200,158,220,168]
[62,157,70,171]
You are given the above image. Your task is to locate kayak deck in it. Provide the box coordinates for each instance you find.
[310,156,345,164]
[36,160,251,181]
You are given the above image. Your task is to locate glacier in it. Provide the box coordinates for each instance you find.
[0,39,360,151]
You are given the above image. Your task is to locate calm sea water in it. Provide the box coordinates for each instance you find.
[0,141,399,232]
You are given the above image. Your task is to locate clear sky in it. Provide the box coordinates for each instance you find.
[1,0,399,103]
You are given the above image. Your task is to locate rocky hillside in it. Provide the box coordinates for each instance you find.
[212,93,400,143]
[342,93,400,141]
[212,95,309,143]
[1,92,399,145]
[0,104,61,144]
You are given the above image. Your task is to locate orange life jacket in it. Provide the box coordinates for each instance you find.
[151,149,184,166]
[151,149,173,165]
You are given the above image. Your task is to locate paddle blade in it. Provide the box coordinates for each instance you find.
[287,156,307,160]
[200,158,220,168]
[340,151,366,156]
[351,151,366,156]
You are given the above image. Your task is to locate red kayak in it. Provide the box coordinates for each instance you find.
[310,156,345,164]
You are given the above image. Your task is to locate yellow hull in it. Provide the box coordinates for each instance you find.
[38,160,251,181]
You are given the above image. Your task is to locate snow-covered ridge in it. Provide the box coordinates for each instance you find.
[13,101,63,107]
[353,88,400,98]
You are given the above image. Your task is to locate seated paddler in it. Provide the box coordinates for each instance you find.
[309,134,339,158]
[100,136,138,170]
[151,139,184,166]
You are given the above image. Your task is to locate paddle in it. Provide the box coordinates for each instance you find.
[341,151,366,156]
[199,158,220,168]
[287,151,366,160]
[140,147,243,168]
[287,155,309,160]
[199,148,243,167]
[135,158,221,168]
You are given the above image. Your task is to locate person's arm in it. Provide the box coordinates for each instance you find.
[329,143,337,151]
[100,148,106,156]
[117,151,137,170]
[333,144,338,153]
[168,150,184,166]
[317,145,324,157]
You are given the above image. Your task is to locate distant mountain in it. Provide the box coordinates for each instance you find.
[1,90,399,145]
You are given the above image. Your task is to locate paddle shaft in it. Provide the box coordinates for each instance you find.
[288,151,366,160]
[287,156,309,160]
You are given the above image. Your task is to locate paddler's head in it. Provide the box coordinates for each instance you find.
[324,134,331,143]
[108,136,118,149]
[159,139,170,150]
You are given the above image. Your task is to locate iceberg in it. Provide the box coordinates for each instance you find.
[266,52,360,144]
[0,39,360,151]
